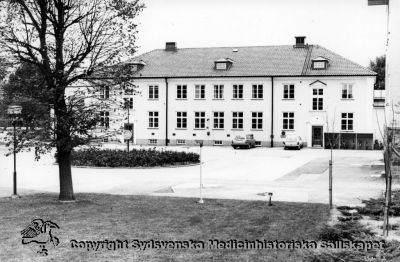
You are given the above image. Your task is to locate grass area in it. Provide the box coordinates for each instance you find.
[0,194,329,262]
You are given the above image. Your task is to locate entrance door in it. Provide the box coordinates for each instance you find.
[312,126,323,147]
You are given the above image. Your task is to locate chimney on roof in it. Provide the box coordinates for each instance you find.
[165,42,177,51]
[294,36,306,48]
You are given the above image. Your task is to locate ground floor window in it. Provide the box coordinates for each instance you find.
[100,111,109,128]
[195,112,206,129]
[214,140,223,146]
[255,141,261,146]
[282,112,294,130]
[148,139,157,145]
[324,133,372,150]
[341,113,353,131]
[149,111,159,128]
[232,112,243,129]
[177,112,187,129]
[213,112,224,129]
[251,112,263,130]
[177,139,186,145]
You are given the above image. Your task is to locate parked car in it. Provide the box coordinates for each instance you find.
[232,134,256,149]
[283,136,303,150]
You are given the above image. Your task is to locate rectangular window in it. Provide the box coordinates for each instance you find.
[100,86,110,99]
[176,112,187,129]
[177,85,187,99]
[214,140,223,145]
[341,113,354,131]
[194,112,206,129]
[195,85,205,99]
[148,139,157,145]
[124,98,133,109]
[148,111,159,128]
[252,112,263,130]
[149,85,159,99]
[214,85,224,99]
[233,84,243,99]
[213,112,224,129]
[283,84,295,99]
[252,84,263,99]
[216,63,227,70]
[312,88,323,110]
[232,112,244,129]
[342,84,354,99]
[177,139,186,145]
[99,111,109,128]
[283,112,294,130]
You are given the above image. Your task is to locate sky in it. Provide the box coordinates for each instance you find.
[134,0,388,67]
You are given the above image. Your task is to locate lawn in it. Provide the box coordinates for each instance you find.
[0,194,329,262]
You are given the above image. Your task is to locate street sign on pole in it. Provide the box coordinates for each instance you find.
[7,105,22,115]
[123,130,132,140]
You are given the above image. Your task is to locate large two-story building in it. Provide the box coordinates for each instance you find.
[98,37,384,149]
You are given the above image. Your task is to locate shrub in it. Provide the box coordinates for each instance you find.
[70,148,200,167]
[318,221,374,242]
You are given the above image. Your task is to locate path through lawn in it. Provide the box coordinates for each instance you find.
[0,194,329,261]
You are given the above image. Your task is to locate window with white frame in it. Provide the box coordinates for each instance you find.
[233,84,243,99]
[194,112,206,129]
[177,85,187,99]
[100,86,110,99]
[252,112,263,130]
[176,112,187,129]
[215,63,227,70]
[341,113,353,131]
[148,111,159,128]
[214,85,224,99]
[232,112,243,129]
[124,97,133,109]
[283,84,295,99]
[148,139,157,145]
[177,139,186,145]
[214,140,223,145]
[149,85,159,99]
[100,111,109,128]
[195,85,205,99]
[283,112,294,130]
[213,112,224,129]
[252,84,263,99]
[342,84,354,99]
[312,88,323,110]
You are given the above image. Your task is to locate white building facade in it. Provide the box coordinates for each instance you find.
[97,38,383,149]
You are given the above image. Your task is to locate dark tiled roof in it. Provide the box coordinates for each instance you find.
[127,45,376,78]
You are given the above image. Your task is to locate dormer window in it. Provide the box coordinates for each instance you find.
[312,56,329,70]
[214,58,233,70]
[127,60,146,71]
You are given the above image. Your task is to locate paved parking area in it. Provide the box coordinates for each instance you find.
[0,145,389,205]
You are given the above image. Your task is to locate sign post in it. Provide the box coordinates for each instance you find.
[7,105,22,198]
[123,130,132,152]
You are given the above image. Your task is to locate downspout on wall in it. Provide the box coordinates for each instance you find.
[165,77,169,146]
[271,76,274,147]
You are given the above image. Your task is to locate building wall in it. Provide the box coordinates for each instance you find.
[131,76,378,147]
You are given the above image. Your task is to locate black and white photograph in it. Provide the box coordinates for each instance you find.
[0,0,399,261]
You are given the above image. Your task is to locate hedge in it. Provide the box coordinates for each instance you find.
[70,148,200,167]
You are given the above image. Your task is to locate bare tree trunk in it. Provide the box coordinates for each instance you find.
[383,137,392,237]
[57,149,74,200]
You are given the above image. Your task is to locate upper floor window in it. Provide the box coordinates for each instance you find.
[214,85,224,99]
[252,112,263,130]
[149,85,159,99]
[342,84,354,99]
[100,111,109,128]
[100,86,110,99]
[214,58,233,70]
[341,113,353,131]
[195,85,205,99]
[213,112,224,129]
[312,88,323,111]
[215,63,227,70]
[176,112,187,129]
[194,112,206,129]
[252,84,263,99]
[124,97,133,109]
[233,84,243,99]
[283,112,294,130]
[148,111,159,128]
[283,84,295,99]
[232,112,243,129]
[177,85,187,99]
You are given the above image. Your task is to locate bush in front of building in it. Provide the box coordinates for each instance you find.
[70,148,200,167]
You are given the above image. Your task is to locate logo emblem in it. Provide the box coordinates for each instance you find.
[21,219,60,256]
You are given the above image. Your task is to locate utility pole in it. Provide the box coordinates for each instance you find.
[329,148,333,209]
[383,130,393,237]
[198,142,204,204]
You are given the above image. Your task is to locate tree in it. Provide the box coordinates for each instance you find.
[369,55,385,90]
[0,0,144,200]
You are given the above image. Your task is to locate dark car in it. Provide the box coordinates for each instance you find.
[232,134,256,149]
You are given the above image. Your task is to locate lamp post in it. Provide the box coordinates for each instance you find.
[7,104,22,198]
[198,141,204,204]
